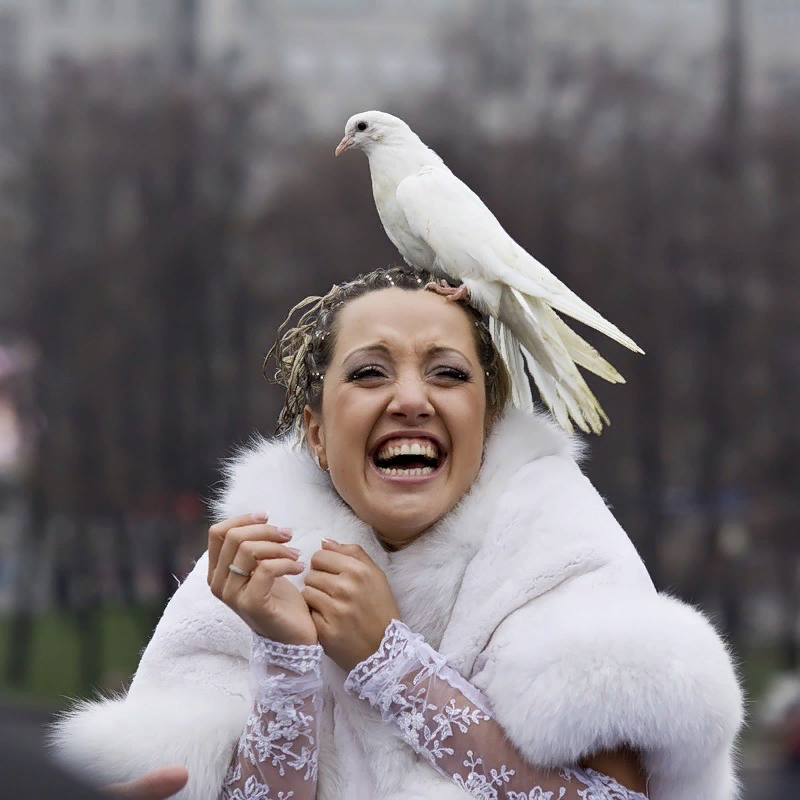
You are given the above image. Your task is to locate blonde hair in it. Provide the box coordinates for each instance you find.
[266,265,511,439]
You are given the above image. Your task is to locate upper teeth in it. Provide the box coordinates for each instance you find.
[376,441,438,461]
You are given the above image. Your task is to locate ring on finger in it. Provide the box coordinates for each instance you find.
[228,563,252,578]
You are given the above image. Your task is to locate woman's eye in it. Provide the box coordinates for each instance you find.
[348,365,386,381]
[432,367,470,382]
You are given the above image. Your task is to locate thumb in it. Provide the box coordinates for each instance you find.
[106,766,189,799]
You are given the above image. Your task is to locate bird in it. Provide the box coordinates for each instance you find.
[334,110,643,435]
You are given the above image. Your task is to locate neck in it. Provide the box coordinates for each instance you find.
[366,137,442,182]
[373,522,432,552]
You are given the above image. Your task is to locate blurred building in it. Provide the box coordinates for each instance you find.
[0,0,169,73]
[0,342,37,614]
[0,1,796,131]
[531,0,800,104]
[201,0,475,131]
[0,0,477,133]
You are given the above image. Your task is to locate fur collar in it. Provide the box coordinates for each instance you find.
[52,408,743,800]
[212,408,577,646]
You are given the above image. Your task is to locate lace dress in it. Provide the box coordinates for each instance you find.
[221,621,649,800]
[221,636,322,800]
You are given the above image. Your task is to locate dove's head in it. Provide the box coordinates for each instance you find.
[335,111,413,157]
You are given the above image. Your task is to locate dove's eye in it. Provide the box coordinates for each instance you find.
[356,121,368,132]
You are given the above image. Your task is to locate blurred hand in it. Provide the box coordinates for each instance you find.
[105,766,188,799]
[208,513,317,646]
[302,540,401,672]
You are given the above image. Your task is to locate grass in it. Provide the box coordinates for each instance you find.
[0,607,792,728]
[0,606,162,709]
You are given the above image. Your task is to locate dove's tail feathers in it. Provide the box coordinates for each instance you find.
[490,317,534,413]
[507,248,645,355]
[496,287,615,435]
[549,313,626,384]
[520,346,574,432]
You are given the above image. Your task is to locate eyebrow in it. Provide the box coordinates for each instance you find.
[341,343,471,363]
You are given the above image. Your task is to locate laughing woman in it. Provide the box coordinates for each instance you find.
[51,266,743,800]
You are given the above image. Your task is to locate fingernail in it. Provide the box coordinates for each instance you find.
[323,538,340,547]
[296,561,306,570]
[287,547,301,558]
[251,512,269,522]
[277,528,293,540]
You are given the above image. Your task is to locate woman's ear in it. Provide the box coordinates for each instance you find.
[304,406,329,471]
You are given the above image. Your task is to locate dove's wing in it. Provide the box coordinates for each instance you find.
[396,166,511,279]
[396,167,642,354]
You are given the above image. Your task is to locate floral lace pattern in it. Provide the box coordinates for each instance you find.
[221,633,323,800]
[345,620,649,800]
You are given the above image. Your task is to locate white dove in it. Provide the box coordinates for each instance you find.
[335,110,643,434]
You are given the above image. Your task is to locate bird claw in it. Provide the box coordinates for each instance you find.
[424,281,470,303]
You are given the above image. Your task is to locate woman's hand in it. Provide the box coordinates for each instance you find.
[582,748,648,795]
[302,540,401,672]
[208,513,317,646]
[105,766,188,799]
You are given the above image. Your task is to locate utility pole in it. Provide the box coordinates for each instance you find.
[175,0,199,76]
[720,0,745,166]
[692,0,746,643]
[156,0,201,608]
[483,0,531,92]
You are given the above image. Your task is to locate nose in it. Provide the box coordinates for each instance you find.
[386,374,434,424]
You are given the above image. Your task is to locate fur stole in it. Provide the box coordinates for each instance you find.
[50,409,744,799]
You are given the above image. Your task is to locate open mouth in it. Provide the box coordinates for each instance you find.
[371,437,445,478]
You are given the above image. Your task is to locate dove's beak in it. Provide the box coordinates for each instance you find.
[335,135,354,157]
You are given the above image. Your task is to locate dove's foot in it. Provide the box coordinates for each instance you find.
[424,281,470,303]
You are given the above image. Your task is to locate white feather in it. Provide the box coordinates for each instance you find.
[339,110,643,434]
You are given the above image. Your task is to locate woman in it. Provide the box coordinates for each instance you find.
[51,266,743,799]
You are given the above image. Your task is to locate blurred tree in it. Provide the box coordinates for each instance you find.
[0,19,799,695]
[3,58,309,691]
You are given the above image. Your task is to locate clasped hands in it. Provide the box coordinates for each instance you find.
[106,514,399,799]
[207,512,402,673]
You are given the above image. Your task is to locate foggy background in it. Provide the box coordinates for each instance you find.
[0,1,798,795]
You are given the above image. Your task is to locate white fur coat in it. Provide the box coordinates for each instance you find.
[50,410,744,800]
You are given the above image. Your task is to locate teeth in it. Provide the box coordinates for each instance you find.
[377,465,434,477]
[375,440,440,461]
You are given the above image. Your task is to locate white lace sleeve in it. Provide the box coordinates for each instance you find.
[345,620,649,800]
[221,633,322,800]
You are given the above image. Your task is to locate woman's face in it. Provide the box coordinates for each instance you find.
[305,288,487,549]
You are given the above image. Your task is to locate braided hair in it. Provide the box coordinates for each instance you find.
[266,265,511,440]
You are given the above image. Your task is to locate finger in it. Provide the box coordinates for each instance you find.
[218,543,302,603]
[322,539,374,566]
[208,512,269,578]
[212,524,293,591]
[310,608,329,638]
[238,557,305,599]
[309,548,356,575]
[304,568,344,598]
[302,584,336,621]
[107,766,189,799]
